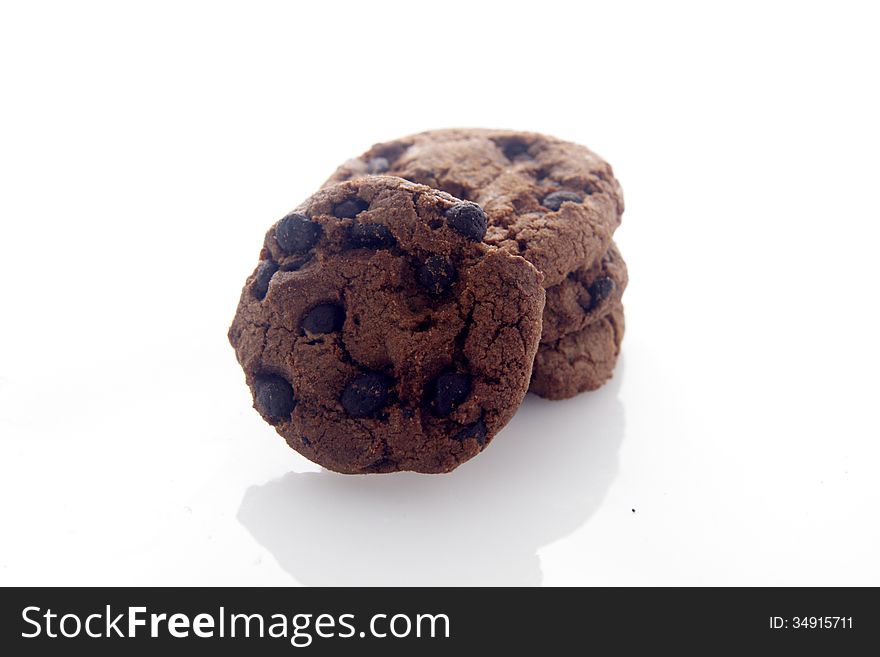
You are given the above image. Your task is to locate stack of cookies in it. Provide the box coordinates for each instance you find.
[229,129,626,474]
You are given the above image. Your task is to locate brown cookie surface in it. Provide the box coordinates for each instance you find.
[325,129,624,288]
[540,242,628,345]
[228,176,545,474]
[530,303,625,400]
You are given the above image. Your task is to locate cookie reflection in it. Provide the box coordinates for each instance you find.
[237,360,625,585]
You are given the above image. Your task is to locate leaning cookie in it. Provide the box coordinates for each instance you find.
[540,242,628,345]
[228,176,545,474]
[529,304,625,400]
[528,243,627,399]
[325,128,624,288]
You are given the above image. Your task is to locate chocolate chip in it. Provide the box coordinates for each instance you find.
[502,140,529,160]
[251,260,278,300]
[453,419,487,445]
[417,255,457,295]
[276,212,322,254]
[334,198,369,218]
[429,371,471,416]
[542,191,583,211]
[367,157,390,174]
[341,372,392,418]
[254,374,295,421]
[588,276,615,309]
[348,223,396,249]
[302,303,345,334]
[445,202,488,241]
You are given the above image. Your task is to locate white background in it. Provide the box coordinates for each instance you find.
[1,1,878,586]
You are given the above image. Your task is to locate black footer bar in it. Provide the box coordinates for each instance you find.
[1,587,875,654]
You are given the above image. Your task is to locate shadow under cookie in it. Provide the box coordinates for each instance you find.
[237,365,626,585]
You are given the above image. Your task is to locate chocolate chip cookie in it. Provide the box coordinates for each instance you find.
[530,304,625,400]
[530,242,627,398]
[325,128,624,288]
[540,243,628,345]
[325,129,627,399]
[228,176,545,474]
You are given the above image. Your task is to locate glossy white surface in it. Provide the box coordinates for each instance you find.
[1,1,878,586]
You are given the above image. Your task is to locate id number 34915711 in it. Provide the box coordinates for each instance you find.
[769,617,853,630]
